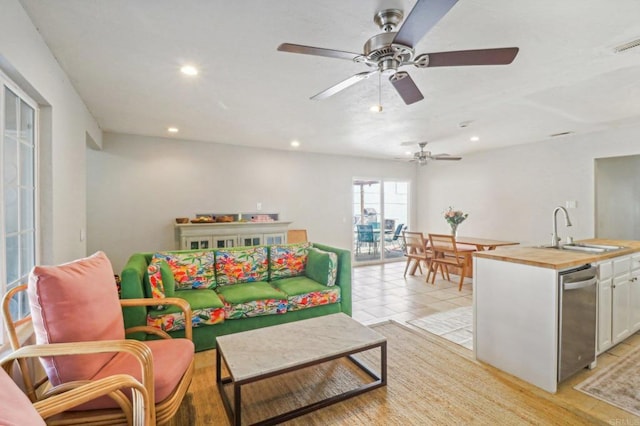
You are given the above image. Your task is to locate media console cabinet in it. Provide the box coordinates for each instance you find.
[174,221,292,250]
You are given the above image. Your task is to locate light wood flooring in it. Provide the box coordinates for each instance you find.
[351,260,640,423]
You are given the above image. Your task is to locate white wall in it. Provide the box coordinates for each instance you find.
[417,124,640,246]
[87,133,417,271]
[0,0,101,264]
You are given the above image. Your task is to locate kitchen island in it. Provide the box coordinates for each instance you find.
[473,239,640,393]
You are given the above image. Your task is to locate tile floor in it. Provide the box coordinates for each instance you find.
[351,260,472,326]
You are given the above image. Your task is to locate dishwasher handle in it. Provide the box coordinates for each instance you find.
[563,277,597,291]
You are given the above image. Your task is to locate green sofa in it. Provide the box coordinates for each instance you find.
[120,243,351,352]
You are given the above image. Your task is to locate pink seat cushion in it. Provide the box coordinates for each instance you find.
[80,338,195,410]
[28,251,125,386]
[0,368,45,426]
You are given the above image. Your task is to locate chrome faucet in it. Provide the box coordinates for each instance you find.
[551,206,572,248]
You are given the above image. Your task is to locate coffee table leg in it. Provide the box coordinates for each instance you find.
[381,341,387,385]
[234,383,241,426]
[216,349,221,385]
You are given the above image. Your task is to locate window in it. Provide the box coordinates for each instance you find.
[1,74,38,344]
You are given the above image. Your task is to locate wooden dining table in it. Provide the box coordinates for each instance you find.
[420,236,519,279]
[453,236,520,251]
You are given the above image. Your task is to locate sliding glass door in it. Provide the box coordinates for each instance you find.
[353,179,409,264]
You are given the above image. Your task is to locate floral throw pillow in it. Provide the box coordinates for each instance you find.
[152,251,216,290]
[269,243,311,280]
[146,260,166,299]
[215,247,269,286]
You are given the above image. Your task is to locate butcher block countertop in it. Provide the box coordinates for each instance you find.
[474,238,640,270]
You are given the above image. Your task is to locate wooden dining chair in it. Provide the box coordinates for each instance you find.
[427,233,471,291]
[401,231,430,277]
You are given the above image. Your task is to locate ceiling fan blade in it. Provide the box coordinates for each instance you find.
[389,72,424,105]
[393,0,459,47]
[277,43,361,61]
[422,47,519,67]
[310,71,377,100]
[430,154,462,160]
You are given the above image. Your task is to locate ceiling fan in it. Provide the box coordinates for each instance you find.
[399,142,462,165]
[277,0,519,105]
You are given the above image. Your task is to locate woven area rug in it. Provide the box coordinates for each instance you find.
[575,346,640,416]
[169,320,600,425]
[408,305,473,350]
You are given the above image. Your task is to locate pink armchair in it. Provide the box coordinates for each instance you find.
[2,251,195,425]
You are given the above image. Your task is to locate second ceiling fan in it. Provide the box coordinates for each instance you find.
[400,142,462,166]
[278,0,519,105]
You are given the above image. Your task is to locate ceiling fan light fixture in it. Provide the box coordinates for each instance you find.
[369,71,383,113]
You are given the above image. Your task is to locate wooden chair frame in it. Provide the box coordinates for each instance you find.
[2,284,194,425]
[427,233,471,291]
[401,231,431,277]
[287,229,308,244]
[2,345,151,425]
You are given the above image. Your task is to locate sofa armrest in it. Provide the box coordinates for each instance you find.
[120,254,152,339]
[120,297,192,341]
[311,243,352,316]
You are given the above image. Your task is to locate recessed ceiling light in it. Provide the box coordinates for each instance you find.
[290,140,300,148]
[470,136,480,142]
[180,65,198,76]
[167,127,179,133]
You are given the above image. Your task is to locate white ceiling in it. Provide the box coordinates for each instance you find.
[18,0,640,160]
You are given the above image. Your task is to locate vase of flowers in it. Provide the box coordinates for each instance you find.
[444,207,468,238]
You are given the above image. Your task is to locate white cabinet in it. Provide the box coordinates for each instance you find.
[629,254,640,330]
[597,261,613,353]
[598,253,640,354]
[612,256,631,343]
[175,222,292,250]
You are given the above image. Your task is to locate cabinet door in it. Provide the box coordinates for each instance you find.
[597,276,613,353]
[185,237,213,250]
[612,273,631,343]
[213,236,237,248]
[629,267,640,331]
[264,233,285,245]
[238,234,262,247]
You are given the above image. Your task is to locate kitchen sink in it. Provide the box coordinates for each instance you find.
[537,243,627,253]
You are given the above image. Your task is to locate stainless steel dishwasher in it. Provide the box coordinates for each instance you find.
[558,264,598,383]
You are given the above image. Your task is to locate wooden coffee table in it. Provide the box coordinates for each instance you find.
[216,313,387,425]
